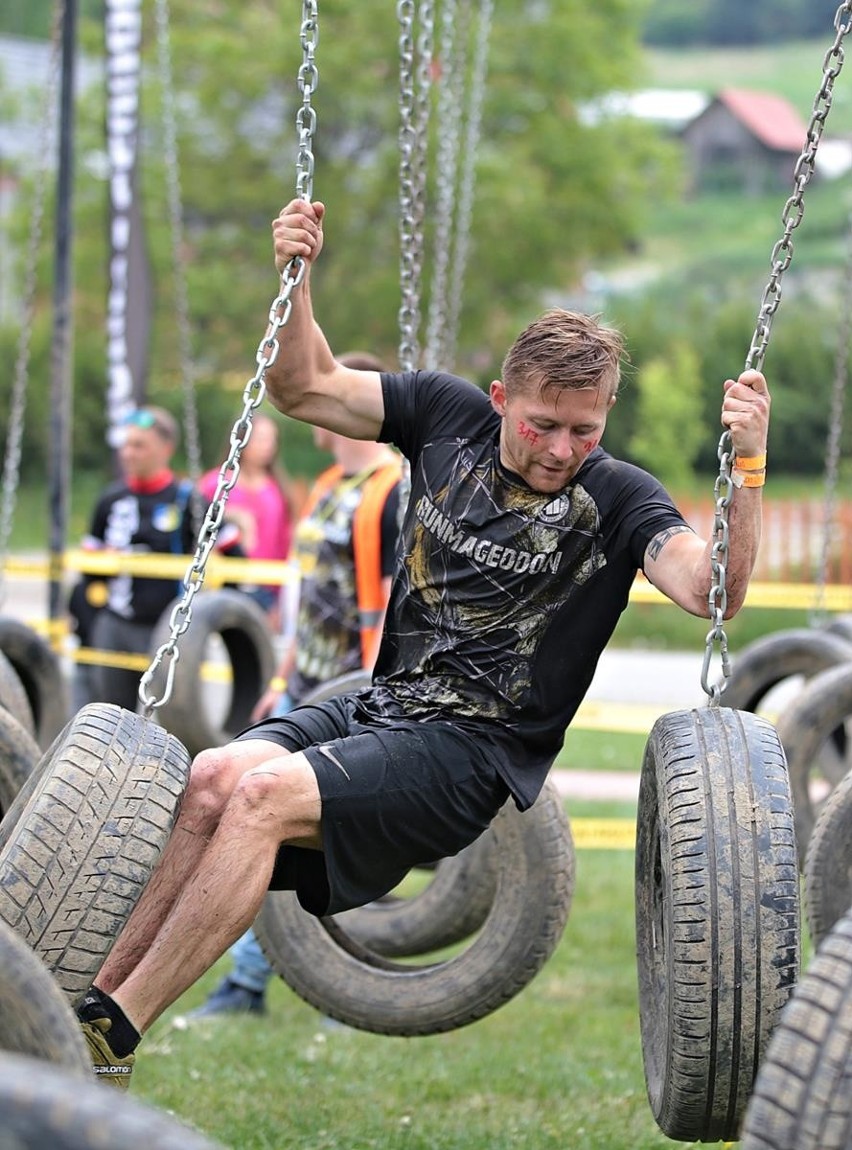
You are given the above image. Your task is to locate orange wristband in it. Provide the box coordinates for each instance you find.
[732,468,765,488]
[741,471,765,487]
[731,466,763,485]
[734,453,767,471]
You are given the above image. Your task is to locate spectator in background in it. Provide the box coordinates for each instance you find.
[70,406,243,714]
[188,352,402,1018]
[198,412,294,630]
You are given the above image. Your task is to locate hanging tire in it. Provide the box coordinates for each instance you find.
[720,628,852,714]
[776,662,852,867]
[300,669,372,705]
[824,613,852,644]
[803,764,852,950]
[0,647,35,738]
[300,669,499,956]
[635,706,800,1143]
[0,918,88,1074]
[739,906,852,1150]
[0,617,68,748]
[720,626,852,786]
[0,703,191,1002]
[0,1051,225,1149]
[255,777,575,1035]
[148,589,276,756]
[0,706,42,820]
[336,832,499,957]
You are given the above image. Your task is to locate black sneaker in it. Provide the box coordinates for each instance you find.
[80,1016,135,1089]
[185,977,266,1020]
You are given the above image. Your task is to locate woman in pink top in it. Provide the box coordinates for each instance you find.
[200,413,293,625]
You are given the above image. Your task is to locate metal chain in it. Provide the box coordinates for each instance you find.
[295,1,319,204]
[139,0,319,713]
[154,0,204,529]
[812,208,852,620]
[411,0,434,357]
[397,0,433,373]
[443,0,492,373]
[423,0,464,369]
[396,0,433,527]
[0,1,64,604]
[701,0,852,702]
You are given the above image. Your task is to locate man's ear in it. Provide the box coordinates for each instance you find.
[607,393,617,411]
[489,379,506,416]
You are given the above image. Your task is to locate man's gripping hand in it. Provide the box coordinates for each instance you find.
[720,368,770,461]
[272,198,325,275]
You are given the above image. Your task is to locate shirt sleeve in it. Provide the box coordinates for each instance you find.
[611,462,689,570]
[379,371,496,467]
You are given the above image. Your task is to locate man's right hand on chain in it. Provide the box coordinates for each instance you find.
[272,198,325,274]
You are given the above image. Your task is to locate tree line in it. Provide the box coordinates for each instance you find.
[644,0,844,48]
[0,0,848,490]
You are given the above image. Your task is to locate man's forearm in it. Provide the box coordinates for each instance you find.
[709,488,762,617]
[262,270,332,417]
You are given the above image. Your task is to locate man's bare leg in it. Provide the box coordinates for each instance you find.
[104,748,321,1033]
[96,738,289,995]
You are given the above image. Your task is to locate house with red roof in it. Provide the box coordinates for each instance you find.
[680,88,809,195]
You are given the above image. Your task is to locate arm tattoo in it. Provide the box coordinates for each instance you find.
[645,523,693,562]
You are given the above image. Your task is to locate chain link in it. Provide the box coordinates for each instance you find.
[396,0,433,525]
[701,0,852,702]
[397,0,433,373]
[0,4,64,605]
[295,2,319,204]
[138,0,319,713]
[423,0,464,370]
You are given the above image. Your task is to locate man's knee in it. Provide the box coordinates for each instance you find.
[185,742,275,823]
[231,754,321,843]
[181,746,231,826]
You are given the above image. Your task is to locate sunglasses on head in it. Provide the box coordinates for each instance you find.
[123,410,158,429]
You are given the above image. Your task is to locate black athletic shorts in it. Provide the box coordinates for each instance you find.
[235,693,511,917]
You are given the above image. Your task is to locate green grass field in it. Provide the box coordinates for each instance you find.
[129,799,743,1150]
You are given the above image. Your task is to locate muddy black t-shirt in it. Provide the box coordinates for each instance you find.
[359,370,688,808]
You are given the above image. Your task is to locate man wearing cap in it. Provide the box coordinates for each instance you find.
[71,406,238,712]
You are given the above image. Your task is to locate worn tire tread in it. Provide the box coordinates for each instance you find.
[635,706,799,1142]
[0,703,190,1000]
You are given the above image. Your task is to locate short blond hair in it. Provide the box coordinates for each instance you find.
[501,309,624,402]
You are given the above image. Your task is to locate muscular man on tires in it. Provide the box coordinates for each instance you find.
[76,196,771,1087]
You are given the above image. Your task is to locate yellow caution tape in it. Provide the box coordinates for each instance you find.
[572,818,635,850]
[629,577,852,611]
[2,550,298,586]
[572,699,668,734]
[5,554,852,609]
